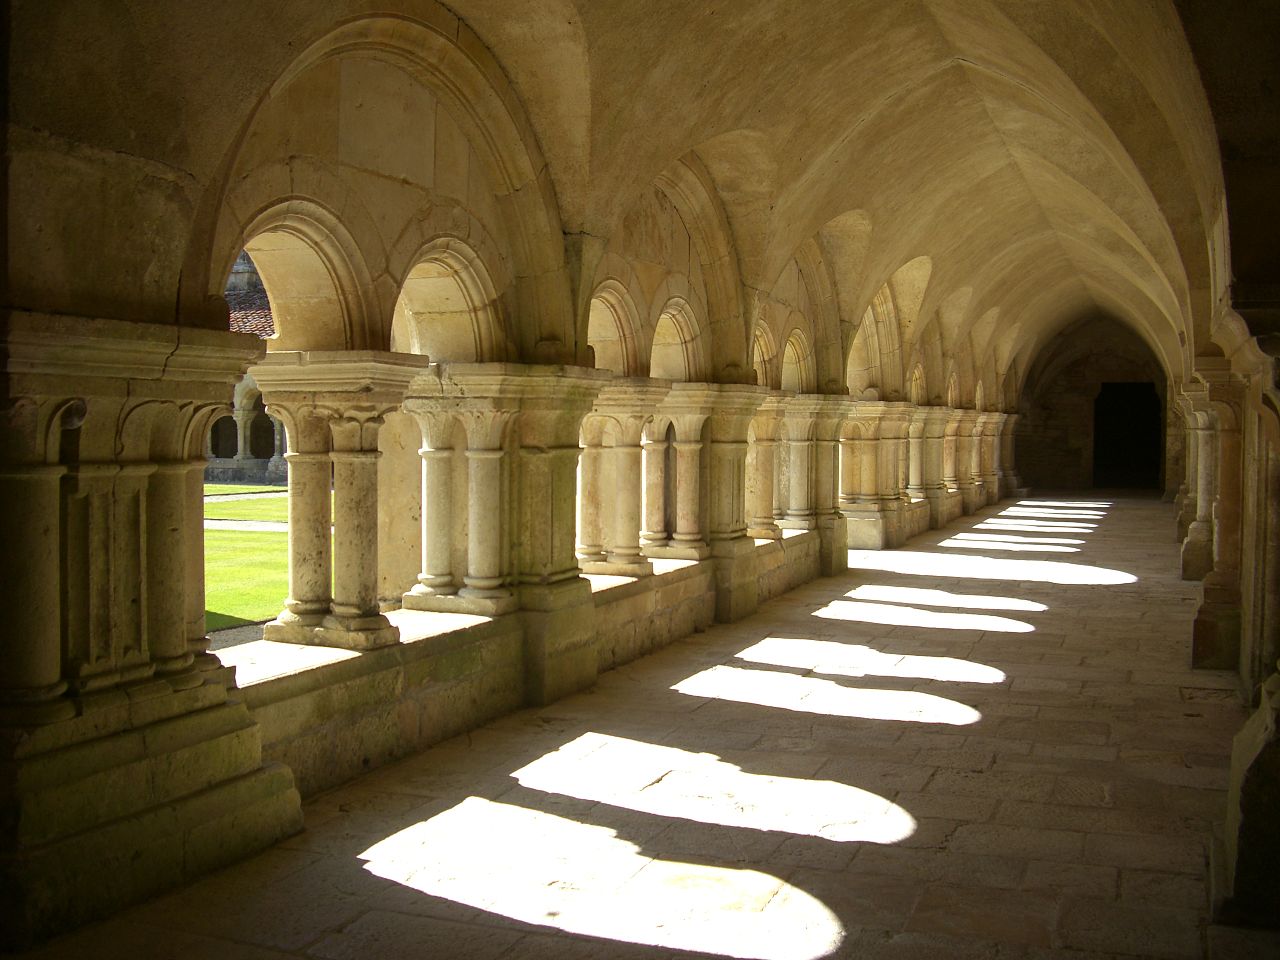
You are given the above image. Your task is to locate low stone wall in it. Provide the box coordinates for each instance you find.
[755,532,821,602]
[594,563,716,672]
[227,533,830,800]
[235,616,525,798]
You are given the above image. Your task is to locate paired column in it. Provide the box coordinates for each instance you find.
[233,409,254,460]
[256,352,431,648]
[998,413,1023,497]
[979,413,1003,505]
[1193,371,1246,668]
[321,411,398,647]
[642,427,671,551]
[645,384,715,560]
[582,380,669,575]
[747,394,786,539]
[779,399,819,530]
[400,399,517,616]
[407,411,457,599]
[906,408,926,500]
[1182,405,1217,581]
[576,416,608,564]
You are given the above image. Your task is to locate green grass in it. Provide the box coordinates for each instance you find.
[205,497,290,523]
[204,483,285,497]
[204,529,289,631]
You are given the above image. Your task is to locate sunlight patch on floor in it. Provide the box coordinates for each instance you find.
[976,519,1097,533]
[359,797,844,960]
[938,536,1079,553]
[737,637,1006,684]
[511,732,916,842]
[673,664,982,725]
[1017,499,1113,509]
[948,532,1085,546]
[1000,507,1106,520]
[847,549,1136,585]
[846,583,1047,612]
[814,598,1034,633]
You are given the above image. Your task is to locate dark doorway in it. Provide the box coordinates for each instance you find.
[1092,382,1162,488]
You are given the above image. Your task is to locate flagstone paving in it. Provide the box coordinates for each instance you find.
[32,496,1275,959]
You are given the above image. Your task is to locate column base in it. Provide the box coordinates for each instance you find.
[1214,674,1280,929]
[816,514,848,577]
[982,475,1001,506]
[403,591,518,617]
[1182,523,1214,580]
[959,482,984,514]
[517,579,597,706]
[1192,583,1243,670]
[925,489,964,529]
[0,689,302,949]
[261,617,320,645]
[583,557,653,577]
[710,536,759,623]
[316,613,400,651]
[842,503,893,550]
[747,523,782,540]
[645,542,712,561]
[778,518,818,531]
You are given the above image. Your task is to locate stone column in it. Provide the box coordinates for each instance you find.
[255,350,431,644]
[953,410,980,513]
[509,368,611,704]
[233,409,253,461]
[861,435,882,502]
[642,428,670,550]
[576,416,608,564]
[1,313,301,948]
[0,458,74,725]
[673,438,706,547]
[943,410,959,492]
[266,416,287,481]
[703,384,768,621]
[320,410,398,649]
[648,384,716,560]
[813,397,849,575]
[781,399,817,529]
[747,393,786,539]
[1176,399,1199,541]
[998,412,1023,497]
[147,461,199,686]
[1194,375,1246,669]
[609,437,646,568]
[460,411,514,606]
[842,402,896,549]
[838,433,859,510]
[921,406,952,528]
[1183,407,1216,581]
[979,413,1002,505]
[261,407,332,644]
[403,409,458,605]
[969,416,986,506]
[906,409,925,500]
[587,380,668,575]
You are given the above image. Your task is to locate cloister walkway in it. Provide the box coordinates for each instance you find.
[34,497,1257,959]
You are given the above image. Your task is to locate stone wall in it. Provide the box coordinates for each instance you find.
[1015,319,1175,491]
[226,546,834,802]
[756,533,822,603]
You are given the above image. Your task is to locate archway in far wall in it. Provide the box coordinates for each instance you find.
[1092,382,1162,488]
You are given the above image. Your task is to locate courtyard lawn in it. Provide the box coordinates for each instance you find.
[204,496,291,523]
[204,482,285,497]
[204,529,289,631]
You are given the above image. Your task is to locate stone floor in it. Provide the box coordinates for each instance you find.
[32,496,1272,959]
